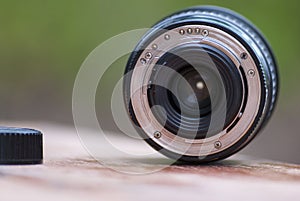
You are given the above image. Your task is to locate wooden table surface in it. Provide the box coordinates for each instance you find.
[0,122,299,201]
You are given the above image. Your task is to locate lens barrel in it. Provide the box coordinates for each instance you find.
[124,6,279,163]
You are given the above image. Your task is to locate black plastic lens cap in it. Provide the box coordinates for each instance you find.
[0,127,43,165]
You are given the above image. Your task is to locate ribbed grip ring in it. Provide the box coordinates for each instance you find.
[0,127,43,165]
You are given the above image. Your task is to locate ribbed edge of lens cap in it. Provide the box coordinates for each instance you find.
[0,127,43,165]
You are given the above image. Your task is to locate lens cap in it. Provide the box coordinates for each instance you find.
[0,127,43,165]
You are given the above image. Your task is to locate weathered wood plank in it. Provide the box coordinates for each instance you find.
[0,122,299,201]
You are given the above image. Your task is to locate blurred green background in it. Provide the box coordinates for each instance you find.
[0,0,299,163]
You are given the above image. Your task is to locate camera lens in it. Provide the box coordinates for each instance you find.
[148,44,243,139]
[124,6,279,163]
